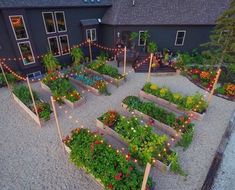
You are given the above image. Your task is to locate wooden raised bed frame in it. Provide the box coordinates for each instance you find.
[84,67,125,87]
[12,93,54,126]
[96,118,172,172]
[139,90,205,121]
[40,82,85,109]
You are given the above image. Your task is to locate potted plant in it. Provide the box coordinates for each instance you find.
[140,31,150,52]
[42,52,60,72]
[70,47,84,67]
[130,32,138,50]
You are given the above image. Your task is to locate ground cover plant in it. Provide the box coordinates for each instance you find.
[123,96,194,149]
[0,73,18,87]
[42,72,81,103]
[142,83,208,113]
[98,111,184,175]
[13,85,51,121]
[63,128,153,190]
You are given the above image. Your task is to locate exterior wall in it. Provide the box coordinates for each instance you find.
[0,7,108,75]
[102,25,214,53]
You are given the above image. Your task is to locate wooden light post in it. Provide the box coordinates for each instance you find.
[0,62,12,95]
[146,53,154,82]
[50,96,65,153]
[123,46,127,76]
[26,77,41,127]
[88,39,92,62]
[141,163,152,190]
[208,68,222,104]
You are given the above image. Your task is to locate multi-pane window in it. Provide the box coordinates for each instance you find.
[55,11,67,32]
[9,16,28,40]
[175,30,186,46]
[86,28,97,41]
[42,12,56,34]
[9,15,35,65]
[138,31,146,46]
[42,11,69,56]
[18,41,35,65]
[59,35,70,55]
[48,37,60,56]
[27,71,42,79]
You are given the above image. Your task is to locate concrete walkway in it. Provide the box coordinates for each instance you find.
[0,66,234,190]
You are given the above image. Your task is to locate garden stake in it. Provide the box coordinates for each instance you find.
[123,46,127,76]
[88,39,92,62]
[141,162,152,190]
[208,68,221,104]
[50,96,66,153]
[26,77,41,127]
[0,62,12,96]
[147,53,154,82]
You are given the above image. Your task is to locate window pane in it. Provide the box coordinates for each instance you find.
[139,32,145,45]
[48,37,60,56]
[177,32,185,38]
[43,13,55,33]
[86,30,91,40]
[10,16,28,40]
[176,38,183,45]
[18,42,35,65]
[92,29,96,41]
[55,12,66,32]
[59,35,70,54]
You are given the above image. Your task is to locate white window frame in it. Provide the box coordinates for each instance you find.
[138,31,146,46]
[47,36,61,57]
[42,12,56,34]
[174,30,186,46]
[9,15,29,40]
[27,71,42,79]
[54,11,67,33]
[17,41,35,65]
[86,28,97,41]
[59,35,70,55]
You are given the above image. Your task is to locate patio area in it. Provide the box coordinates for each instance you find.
[0,65,234,190]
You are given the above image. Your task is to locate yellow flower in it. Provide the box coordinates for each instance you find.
[150,84,158,90]
[186,96,193,107]
[160,88,168,97]
[173,93,182,100]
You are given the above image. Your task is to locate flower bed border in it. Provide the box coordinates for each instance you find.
[139,90,205,121]
[12,93,54,126]
[69,77,101,96]
[121,102,181,146]
[96,117,171,172]
[40,81,85,109]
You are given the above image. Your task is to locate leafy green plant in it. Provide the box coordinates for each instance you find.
[147,42,158,53]
[71,48,84,67]
[0,73,17,86]
[130,32,138,41]
[143,83,208,113]
[43,52,60,72]
[64,128,153,190]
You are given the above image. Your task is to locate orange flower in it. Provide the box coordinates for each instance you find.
[225,83,235,96]
[200,71,210,80]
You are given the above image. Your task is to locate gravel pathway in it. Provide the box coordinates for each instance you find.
[0,66,234,190]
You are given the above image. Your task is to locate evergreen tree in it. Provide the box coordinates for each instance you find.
[202,0,235,68]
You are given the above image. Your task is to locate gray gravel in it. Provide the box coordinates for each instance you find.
[0,65,234,190]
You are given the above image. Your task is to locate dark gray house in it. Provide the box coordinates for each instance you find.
[0,0,230,77]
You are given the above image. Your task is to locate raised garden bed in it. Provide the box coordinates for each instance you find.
[97,111,183,174]
[86,60,125,87]
[84,67,125,87]
[12,85,53,126]
[122,96,195,149]
[140,83,208,120]
[62,128,153,190]
[41,73,85,109]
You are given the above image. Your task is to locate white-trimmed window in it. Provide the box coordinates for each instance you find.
[9,15,29,40]
[48,36,60,56]
[55,11,67,32]
[27,71,42,79]
[59,35,70,55]
[18,41,35,65]
[42,12,56,34]
[138,31,146,46]
[175,30,186,46]
[86,28,97,41]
